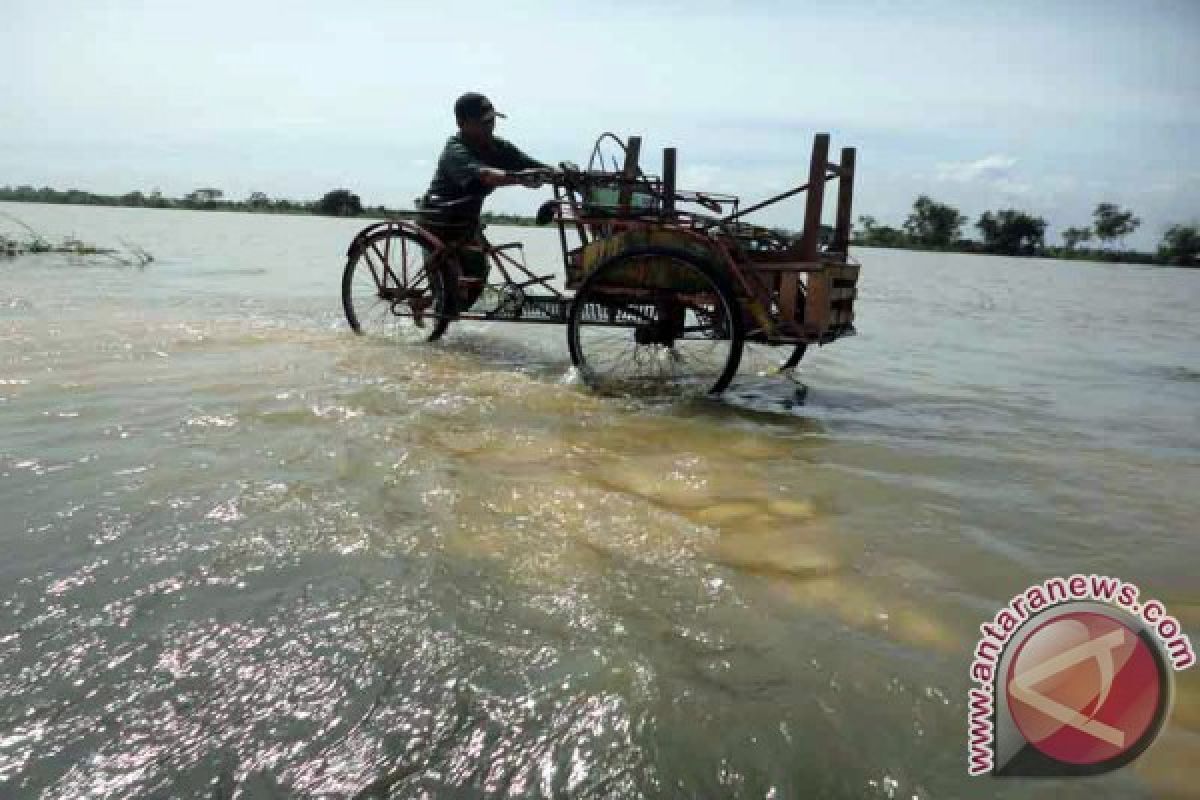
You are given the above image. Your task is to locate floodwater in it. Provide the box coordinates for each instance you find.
[0,201,1197,799]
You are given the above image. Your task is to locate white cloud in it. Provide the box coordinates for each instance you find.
[935,155,1018,183]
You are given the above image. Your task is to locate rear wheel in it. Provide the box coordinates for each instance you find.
[342,228,454,342]
[567,247,744,396]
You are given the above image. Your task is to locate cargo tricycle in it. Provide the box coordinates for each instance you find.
[342,132,860,396]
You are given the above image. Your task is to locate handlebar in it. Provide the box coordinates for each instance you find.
[514,165,730,219]
[511,164,580,188]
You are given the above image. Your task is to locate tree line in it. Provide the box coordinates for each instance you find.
[0,184,385,217]
[0,184,541,227]
[854,196,1197,267]
[2,183,1195,265]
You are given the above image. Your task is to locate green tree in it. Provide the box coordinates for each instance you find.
[976,210,1047,255]
[64,189,100,205]
[1061,226,1092,250]
[317,189,363,217]
[869,226,908,247]
[185,188,224,209]
[1158,224,1200,266]
[247,191,270,209]
[1092,202,1140,248]
[904,195,966,248]
[853,214,909,247]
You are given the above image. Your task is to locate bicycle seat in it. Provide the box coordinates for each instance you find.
[417,193,475,210]
[416,194,482,224]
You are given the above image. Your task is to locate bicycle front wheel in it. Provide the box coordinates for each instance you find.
[342,227,454,342]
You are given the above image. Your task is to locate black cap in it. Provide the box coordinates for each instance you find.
[454,92,506,123]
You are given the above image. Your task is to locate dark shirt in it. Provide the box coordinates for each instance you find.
[423,133,545,220]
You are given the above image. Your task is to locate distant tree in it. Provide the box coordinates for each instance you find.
[247,191,270,209]
[185,188,224,209]
[64,189,100,205]
[856,215,877,238]
[976,210,1047,255]
[121,191,145,207]
[1061,226,1092,250]
[852,215,871,244]
[1092,202,1140,248]
[904,195,966,248]
[850,214,907,247]
[1158,224,1200,267]
[317,189,362,217]
[866,225,909,248]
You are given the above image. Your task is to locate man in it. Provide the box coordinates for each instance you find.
[422,92,548,225]
[420,92,549,305]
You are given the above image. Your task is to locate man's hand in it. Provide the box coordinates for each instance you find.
[479,167,545,189]
[479,167,510,188]
[514,168,546,188]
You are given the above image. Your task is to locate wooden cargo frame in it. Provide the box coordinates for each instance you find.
[548,132,860,346]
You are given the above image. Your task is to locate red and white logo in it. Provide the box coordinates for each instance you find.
[967,576,1193,778]
[1005,610,1163,768]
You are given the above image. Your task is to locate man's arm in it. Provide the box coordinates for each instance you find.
[483,140,550,188]
[443,139,541,188]
[440,138,489,190]
[495,138,548,171]
[479,167,520,188]
[479,166,549,188]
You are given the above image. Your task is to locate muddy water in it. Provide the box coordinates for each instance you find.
[1,202,1197,798]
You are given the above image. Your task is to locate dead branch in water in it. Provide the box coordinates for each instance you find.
[0,211,153,267]
[118,238,154,267]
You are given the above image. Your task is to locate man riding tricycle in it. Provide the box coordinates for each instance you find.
[342,93,861,396]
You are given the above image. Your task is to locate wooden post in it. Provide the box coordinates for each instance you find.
[662,147,676,214]
[798,133,830,261]
[780,133,829,327]
[831,147,856,255]
[618,135,642,215]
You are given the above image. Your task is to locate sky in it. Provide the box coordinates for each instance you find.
[3,0,1198,249]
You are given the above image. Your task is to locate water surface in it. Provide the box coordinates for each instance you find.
[1,202,1197,798]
